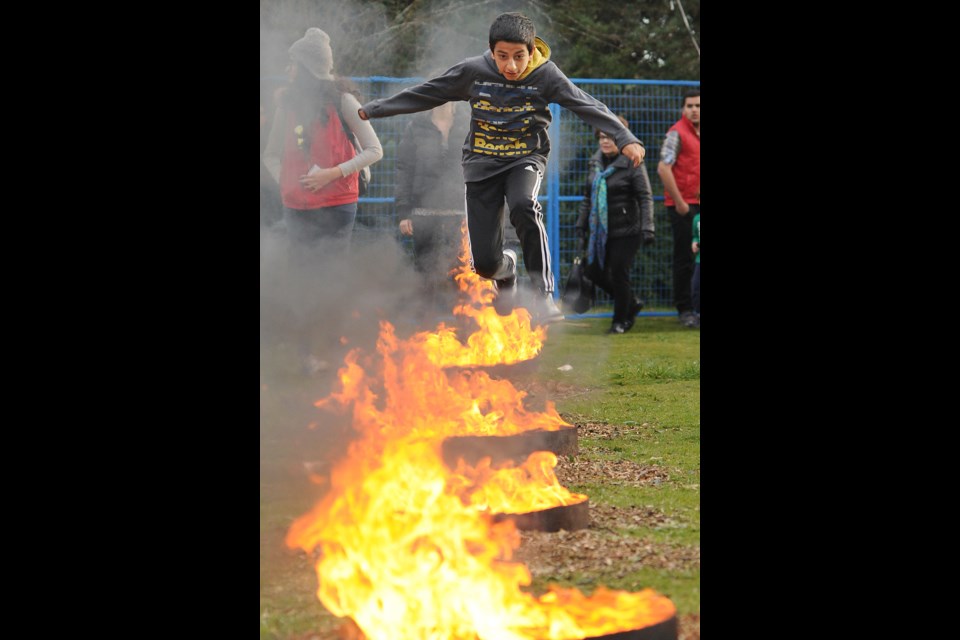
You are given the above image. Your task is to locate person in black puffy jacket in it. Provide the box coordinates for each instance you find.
[396,102,468,314]
[576,115,655,334]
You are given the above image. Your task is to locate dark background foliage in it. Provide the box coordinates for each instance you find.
[260,0,700,81]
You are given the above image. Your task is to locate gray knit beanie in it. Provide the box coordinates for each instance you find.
[289,28,334,80]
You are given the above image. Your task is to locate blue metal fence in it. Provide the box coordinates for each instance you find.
[279,77,700,311]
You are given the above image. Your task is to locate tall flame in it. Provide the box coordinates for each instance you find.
[415,234,547,369]
[287,230,675,638]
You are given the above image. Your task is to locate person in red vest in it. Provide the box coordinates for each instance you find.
[657,90,700,328]
[263,28,383,258]
[263,28,384,376]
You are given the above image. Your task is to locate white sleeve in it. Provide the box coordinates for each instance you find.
[337,93,383,177]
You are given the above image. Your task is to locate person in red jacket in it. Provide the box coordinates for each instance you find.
[262,28,384,376]
[657,90,700,328]
[263,28,383,259]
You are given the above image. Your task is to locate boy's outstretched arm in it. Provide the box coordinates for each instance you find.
[547,71,645,163]
[359,62,472,120]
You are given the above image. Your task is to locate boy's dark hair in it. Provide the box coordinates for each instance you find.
[682,89,700,107]
[489,12,536,52]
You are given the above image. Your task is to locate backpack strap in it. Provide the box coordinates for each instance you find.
[333,100,362,155]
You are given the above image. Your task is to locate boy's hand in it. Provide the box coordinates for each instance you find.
[692,242,700,254]
[358,108,369,121]
[621,143,646,166]
[399,219,414,236]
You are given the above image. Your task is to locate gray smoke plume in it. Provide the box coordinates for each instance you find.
[259,0,558,483]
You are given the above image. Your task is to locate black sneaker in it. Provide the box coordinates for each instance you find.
[679,310,698,328]
[607,322,626,335]
[623,297,644,332]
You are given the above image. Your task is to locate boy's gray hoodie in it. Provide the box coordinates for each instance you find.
[361,38,642,183]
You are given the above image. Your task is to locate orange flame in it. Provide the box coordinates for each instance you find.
[319,322,566,439]
[413,230,547,369]
[453,452,587,516]
[288,225,675,638]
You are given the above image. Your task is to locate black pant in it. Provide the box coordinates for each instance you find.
[283,204,357,265]
[465,164,554,293]
[412,213,464,310]
[260,185,282,228]
[669,204,700,313]
[587,235,642,325]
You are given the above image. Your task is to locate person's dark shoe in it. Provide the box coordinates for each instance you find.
[623,296,644,332]
[607,322,626,335]
[679,310,698,328]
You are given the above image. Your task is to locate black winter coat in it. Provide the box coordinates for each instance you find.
[395,114,466,217]
[576,151,654,240]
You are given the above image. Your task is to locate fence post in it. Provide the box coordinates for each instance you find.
[548,103,562,297]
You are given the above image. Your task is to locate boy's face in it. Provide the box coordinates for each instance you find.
[682,97,700,126]
[492,42,531,81]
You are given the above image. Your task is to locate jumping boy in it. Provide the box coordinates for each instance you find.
[359,12,645,322]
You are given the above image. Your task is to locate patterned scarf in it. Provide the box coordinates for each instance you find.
[588,164,617,269]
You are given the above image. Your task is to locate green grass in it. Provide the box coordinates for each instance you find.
[260,454,342,638]
[535,317,701,615]
[528,567,701,615]
[259,316,700,637]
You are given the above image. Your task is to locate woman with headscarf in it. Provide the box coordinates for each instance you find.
[575,114,655,334]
